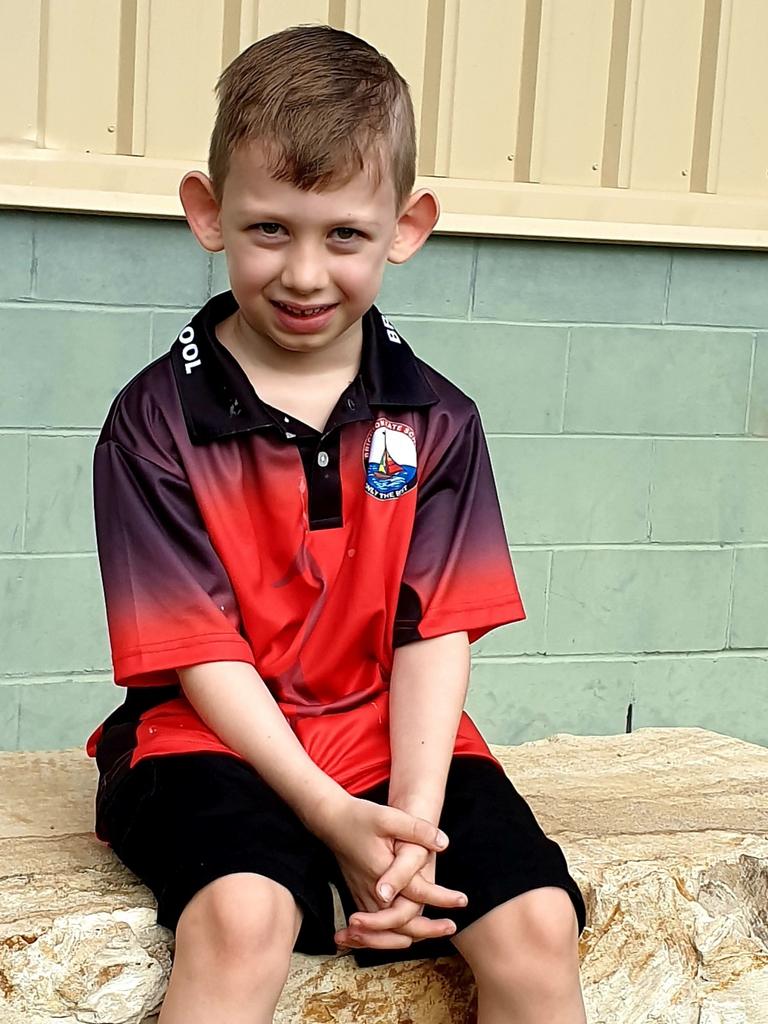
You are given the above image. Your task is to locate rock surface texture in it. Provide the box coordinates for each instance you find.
[1,728,767,1023]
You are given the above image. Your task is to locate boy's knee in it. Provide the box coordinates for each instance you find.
[460,887,579,990]
[176,871,301,972]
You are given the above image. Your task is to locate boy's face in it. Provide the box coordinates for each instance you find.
[181,142,438,356]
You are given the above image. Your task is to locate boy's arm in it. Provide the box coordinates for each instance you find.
[386,631,471,823]
[335,632,470,945]
[178,660,347,835]
[178,660,463,923]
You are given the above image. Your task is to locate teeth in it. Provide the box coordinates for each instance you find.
[277,302,330,317]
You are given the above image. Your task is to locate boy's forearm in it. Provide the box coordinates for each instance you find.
[387,632,470,824]
[177,660,347,838]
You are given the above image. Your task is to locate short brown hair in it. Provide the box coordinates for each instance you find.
[208,25,416,210]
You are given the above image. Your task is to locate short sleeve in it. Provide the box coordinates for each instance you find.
[393,406,525,646]
[94,439,255,685]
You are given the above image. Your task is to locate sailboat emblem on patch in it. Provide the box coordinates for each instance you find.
[363,419,418,500]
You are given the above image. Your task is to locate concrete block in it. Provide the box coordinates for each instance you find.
[26,435,97,552]
[748,332,768,436]
[651,439,768,543]
[565,326,751,434]
[0,306,150,428]
[547,548,732,654]
[730,548,768,649]
[151,309,199,359]
[474,240,670,324]
[378,236,475,318]
[34,213,208,307]
[466,658,633,744]
[633,655,768,747]
[0,556,110,674]
[0,434,26,551]
[0,211,33,299]
[402,319,567,433]
[0,685,20,750]
[473,549,549,656]
[18,678,120,751]
[489,436,651,544]
[667,248,768,328]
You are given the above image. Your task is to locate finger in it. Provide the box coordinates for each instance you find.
[377,807,449,852]
[401,876,468,908]
[337,915,458,946]
[349,895,424,932]
[375,845,429,904]
[335,926,413,950]
[350,902,459,940]
[398,915,458,941]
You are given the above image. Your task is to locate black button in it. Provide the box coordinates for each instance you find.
[346,397,356,410]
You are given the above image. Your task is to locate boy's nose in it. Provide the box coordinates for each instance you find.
[280,244,330,295]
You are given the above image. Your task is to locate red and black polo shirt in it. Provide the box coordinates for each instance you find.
[86,290,526,799]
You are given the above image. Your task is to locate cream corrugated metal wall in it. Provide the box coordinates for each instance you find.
[1,0,767,245]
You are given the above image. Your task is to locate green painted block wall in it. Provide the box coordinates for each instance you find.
[1,209,767,751]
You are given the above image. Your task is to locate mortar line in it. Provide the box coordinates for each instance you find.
[471,648,768,665]
[661,250,673,324]
[3,427,764,441]
[0,429,101,437]
[21,432,30,552]
[0,672,113,683]
[646,438,655,541]
[541,548,554,653]
[725,546,738,650]
[29,225,38,297]
[744,330,757,433]
[0,551,96,560]
[467,238,480,320]
[559,327,572,431]
[0,298,758,332]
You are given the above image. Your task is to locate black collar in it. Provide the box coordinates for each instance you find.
[170,290,438,444]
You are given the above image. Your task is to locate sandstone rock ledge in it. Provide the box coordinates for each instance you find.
[1,727,768,1024]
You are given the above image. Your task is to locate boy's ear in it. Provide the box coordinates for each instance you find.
[388,188,440,264]
[179,171,225,253]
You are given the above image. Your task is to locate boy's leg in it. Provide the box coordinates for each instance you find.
[451,886,586,1024]
[158,872,303,1024]
[98,753,341,1021]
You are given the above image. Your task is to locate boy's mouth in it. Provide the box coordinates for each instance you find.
[269,299,340,335]
[270,300,338,319]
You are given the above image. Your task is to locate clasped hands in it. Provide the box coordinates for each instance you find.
[321,794,468,951]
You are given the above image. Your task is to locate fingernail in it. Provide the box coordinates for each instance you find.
[436,831,449,849]
[378,883,394,902]
[458,895,468,906]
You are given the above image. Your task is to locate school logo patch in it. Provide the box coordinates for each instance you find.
[363,419,417,500]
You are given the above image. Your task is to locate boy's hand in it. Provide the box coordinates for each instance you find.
[335,843,444,946]
[336,842,463,949]
[320,796,467,945]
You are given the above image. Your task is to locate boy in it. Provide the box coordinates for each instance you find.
[86,24,588,1024]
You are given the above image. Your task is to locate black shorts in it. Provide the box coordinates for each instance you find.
[96,752,587,968]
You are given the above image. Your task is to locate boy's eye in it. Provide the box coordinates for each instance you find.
[253,222,284,235]
[332,227,362,241]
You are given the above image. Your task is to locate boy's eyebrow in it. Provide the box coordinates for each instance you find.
[239,208,383,228]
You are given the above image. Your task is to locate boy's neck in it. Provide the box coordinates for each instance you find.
[218,310,364,380]
[216,310,365,432]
